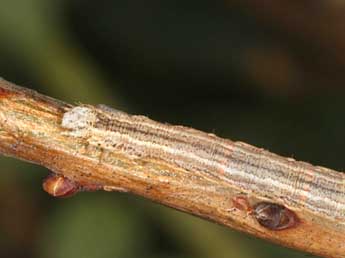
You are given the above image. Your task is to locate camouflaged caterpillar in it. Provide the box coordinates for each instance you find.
[60,105,345,228]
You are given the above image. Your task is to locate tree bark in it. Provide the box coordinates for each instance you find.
[0,77,344,258]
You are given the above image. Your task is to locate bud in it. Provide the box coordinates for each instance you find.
[254,202,299,230]
[42,174,79,198]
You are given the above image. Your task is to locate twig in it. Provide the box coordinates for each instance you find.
[0,78,344,258]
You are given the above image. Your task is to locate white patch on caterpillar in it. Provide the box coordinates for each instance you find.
[61,106,97,137]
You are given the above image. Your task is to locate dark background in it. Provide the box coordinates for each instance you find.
[1,1,345,257]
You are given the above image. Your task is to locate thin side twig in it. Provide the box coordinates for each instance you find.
[0,78,344,258]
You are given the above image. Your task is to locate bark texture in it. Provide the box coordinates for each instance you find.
[0,78,344,258]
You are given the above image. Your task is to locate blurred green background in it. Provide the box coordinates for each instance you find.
[1,1,345,257]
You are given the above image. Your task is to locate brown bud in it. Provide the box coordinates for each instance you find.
[42,174,79,198]
[232,195,252,213]
[254,202,299,230]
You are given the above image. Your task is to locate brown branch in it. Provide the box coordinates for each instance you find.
[0,78,344,258]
